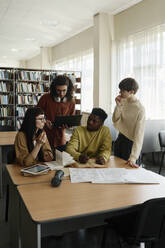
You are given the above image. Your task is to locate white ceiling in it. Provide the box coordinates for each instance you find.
[0,0,142,62]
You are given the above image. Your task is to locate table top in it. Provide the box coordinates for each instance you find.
[17,178,165,223]
[0,131,17,146]
[6,156,130,186]
[6,164,58,185]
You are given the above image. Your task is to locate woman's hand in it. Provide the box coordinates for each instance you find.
[115,95,122,106]
[36,131,47,145]
[43,151,54,162]
[46,120,53,129]
[125,160,139,168]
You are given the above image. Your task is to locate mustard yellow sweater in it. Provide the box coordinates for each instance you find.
[112,99,145,163]
[14,131,53,167]
[66,126,112,162]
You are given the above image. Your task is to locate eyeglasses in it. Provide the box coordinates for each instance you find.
[36,117,46,122]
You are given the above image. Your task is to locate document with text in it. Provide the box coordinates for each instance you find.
[69,168,162,184]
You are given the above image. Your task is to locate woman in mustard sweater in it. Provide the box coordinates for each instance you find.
[15,107,53,167]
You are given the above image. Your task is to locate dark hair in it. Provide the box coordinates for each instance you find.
[119,78,139,94]
[20,107,45,161]
[91,108,108,122]
[50,75,74,101]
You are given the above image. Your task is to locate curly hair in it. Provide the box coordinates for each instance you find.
[50,75,74,101]
[119,78,139,94]
[20,107,45,161]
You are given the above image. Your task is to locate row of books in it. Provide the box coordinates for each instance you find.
[17,82,47,93]
[0,81,13,92]
[0,95,13,104]
[17,95,41,105]
[17,71,51,81]
[17,119,23,129]
[0,119,14,126]
[17,107,28,117]
[0,107,14,117]
[0,70,13,80]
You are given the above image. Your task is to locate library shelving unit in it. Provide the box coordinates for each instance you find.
[15,69,51,129]
[0,68,15,129]
[0,67,82,130]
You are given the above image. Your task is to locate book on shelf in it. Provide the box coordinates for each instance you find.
[17,107,28,117]
[0,95,13,104]
[0,70,13,80]
[1,82,7,92]
[0,106,14,117]
[0,81,12,92]
[17,71,43,81]
[17,119,23,129]
[0,119,14,126]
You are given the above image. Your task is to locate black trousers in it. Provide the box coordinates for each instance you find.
[114,133,141,165]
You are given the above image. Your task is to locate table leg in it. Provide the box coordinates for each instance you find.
[0,146,3,198]
[20,200,41,248]
[9,183,21,248]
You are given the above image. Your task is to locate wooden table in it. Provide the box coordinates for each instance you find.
[16,160,165,248]
[6,156,129,248]
[6,156,130,186]
[0,131,17,197]
[6,163,62,248]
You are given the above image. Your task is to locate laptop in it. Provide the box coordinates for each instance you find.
[53,115,82,127]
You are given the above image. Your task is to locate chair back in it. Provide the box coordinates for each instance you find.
[133,197,165,242]
[159,130,165,148]
[7,146,16,164]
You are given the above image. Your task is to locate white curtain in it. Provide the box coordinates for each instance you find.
[115,24,165,120]
[53,49,93,113]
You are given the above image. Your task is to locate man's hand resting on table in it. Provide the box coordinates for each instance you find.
[79,154,89,164]
[96,157,105,165]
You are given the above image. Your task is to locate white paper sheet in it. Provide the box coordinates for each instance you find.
[44,161,64,170]
[69,168,161,184]
[123,168,159,184]
[69,168,126,183]
[56,150,75,166]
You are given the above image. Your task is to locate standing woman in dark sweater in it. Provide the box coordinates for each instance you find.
[37,75,75,151]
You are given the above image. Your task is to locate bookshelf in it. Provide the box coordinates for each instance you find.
[0,68,15,127]
[74,74,81,115]
[16,69,51,129]
[0,67,82,130]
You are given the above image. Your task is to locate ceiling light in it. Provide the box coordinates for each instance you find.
[11,48,18,52]
[25,38,36,41]
[2,56,7,58]
[40,20,58,26]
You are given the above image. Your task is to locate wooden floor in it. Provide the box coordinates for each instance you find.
[0,153,164,248]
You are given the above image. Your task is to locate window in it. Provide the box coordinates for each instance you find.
[53,49,93,113]
[115,24,165,119]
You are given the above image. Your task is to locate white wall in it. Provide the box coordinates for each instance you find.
[52,27,93,63]
[26,54,41,69]
[0,60,19,67]
[115,0,165,40]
